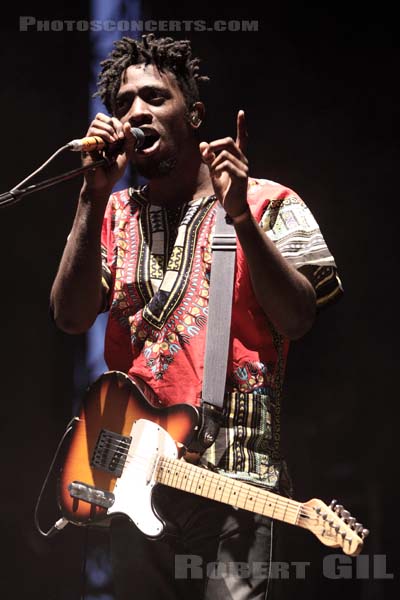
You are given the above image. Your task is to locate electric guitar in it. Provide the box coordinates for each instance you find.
[58,371,368,556]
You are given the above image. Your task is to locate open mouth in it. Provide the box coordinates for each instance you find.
[138,130,161,154]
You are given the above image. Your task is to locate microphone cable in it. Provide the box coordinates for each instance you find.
[0,142,112,209]
[10,144,71,193]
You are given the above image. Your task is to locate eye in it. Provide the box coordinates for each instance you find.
[146,92,166,105]
[115,96,130,115]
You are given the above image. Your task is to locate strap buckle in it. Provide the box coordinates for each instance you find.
[187,402,224,453]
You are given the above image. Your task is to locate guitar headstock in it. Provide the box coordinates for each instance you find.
[299,498,369,556]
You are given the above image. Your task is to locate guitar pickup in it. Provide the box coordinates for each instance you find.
[91,429,131,477]
[68,481,115,509]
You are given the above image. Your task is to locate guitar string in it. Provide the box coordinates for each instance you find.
[86,444,357,531]
[157,455,346,526]
[87,438,355,526]
[93,445,303,519]
[90,441,303,517]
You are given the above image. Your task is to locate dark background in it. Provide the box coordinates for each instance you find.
[0,2,398,598]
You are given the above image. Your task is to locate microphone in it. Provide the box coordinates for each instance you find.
[67,127,145,152]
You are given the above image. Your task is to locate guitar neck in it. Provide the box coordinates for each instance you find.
[156,456,303,527]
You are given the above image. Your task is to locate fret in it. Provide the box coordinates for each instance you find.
[157,458,170,486]
[193,470,208,495]
[202,472,217,500]
[227,480,242,507]
[178,461,192,492]
[202,470,214,498]
[156,458,301,528]
[285,500,301,525]
[225,478,239,505]
[259,491,279,519]
[166,461,174,486]
[173,462,183,488]
[182,463,198,493]
[213,473,230,503]
[250,490,265,514]
[186,464,198,494]
[170,459,183,489]
[232,481,250,510]
[237,481,251,509]
[222,478,236,504]
[274,497,289,522]
[189,465,201,494]
[243,488,257,511]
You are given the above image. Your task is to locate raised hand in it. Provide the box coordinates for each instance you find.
[199,110,249,218]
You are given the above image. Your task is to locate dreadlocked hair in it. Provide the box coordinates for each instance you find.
[95,34,210,114]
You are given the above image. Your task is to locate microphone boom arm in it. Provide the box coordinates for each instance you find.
[0,153,109,209]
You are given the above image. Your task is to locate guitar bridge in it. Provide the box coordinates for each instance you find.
[68,481,114,509]
[91,429,131,477]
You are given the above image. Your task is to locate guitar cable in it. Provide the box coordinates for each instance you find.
[34,416,79,537]
[34,415,91,599]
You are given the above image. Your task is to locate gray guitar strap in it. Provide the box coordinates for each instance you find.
[189,202,237,452]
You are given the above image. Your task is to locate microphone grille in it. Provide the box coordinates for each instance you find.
[131,127,145,150]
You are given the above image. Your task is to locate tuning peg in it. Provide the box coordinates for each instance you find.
[341,510,351,520]
[328,519,335,526]
[361,528,370,539]
[329,499,337,509]
[334,525,341,533]
[355,522,364,533]
[348,517,356,527]
[335,504,344,515]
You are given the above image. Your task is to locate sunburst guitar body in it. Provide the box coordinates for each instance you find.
[58,371,368,554]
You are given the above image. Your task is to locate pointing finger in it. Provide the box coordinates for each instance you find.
[236,109,248,154]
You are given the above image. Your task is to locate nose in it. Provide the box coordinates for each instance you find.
[126,97,152,127]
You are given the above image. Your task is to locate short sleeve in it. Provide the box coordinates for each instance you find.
[260,194,343,309]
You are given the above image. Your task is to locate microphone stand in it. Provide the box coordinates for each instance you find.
[0,158,109,209]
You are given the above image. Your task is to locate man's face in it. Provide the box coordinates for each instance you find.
[114,63,194,179]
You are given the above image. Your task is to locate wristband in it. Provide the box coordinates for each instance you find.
[226,205,251,225]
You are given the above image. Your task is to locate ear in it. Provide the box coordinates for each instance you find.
[189,102,205,129]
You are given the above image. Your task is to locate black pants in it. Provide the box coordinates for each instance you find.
[110,484,274,600]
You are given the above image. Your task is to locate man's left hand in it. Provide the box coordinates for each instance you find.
[200,110,249,218]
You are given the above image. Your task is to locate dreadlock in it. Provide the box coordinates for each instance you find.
[95,34,210,115]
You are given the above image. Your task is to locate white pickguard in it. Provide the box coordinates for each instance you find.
[107,419,178,537]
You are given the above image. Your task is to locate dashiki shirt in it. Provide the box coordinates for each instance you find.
[100,177,342,491]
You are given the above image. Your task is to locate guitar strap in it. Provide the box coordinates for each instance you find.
[188,202,237,453]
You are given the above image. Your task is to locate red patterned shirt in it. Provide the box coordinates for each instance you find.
[100,178,341,488]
